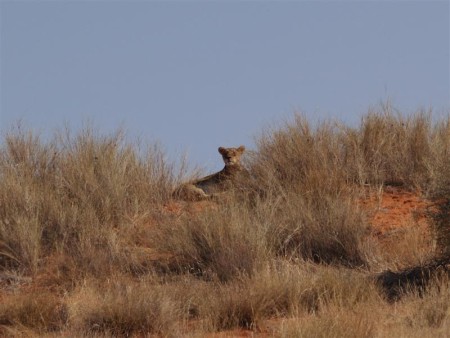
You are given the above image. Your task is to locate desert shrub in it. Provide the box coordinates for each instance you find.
[265,191,369,267]
[392,276,450,334]
[350,108,433,187]
[152,201,269,281]
[279,310,375,338]
[69,278,183,336]
[0,291,67,333]
[189,261,377,332]
[248,115,370,266]
[251,116,347,194]
[251,108,438,191]
[0,124,175,273]
[434,199,450,259]
[1,110,449,336]
[347,107,449,193]
[0,127,58,271]
[246,109,450,266]
[376,258,450,302]
[54,127,173,223]
[428,117,450,257]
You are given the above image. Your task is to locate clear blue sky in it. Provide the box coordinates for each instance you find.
[1,1,449,170]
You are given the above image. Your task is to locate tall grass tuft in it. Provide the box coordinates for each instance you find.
[0,124,176,273]
[186,261,378,332]
[428,117,450,258]
[351,108,433,187]
[152,201,270,281]
[69,277,183,336]
[0,291,67,333]
[248,115,370,266]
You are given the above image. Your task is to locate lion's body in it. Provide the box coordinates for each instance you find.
[173,146,247,201]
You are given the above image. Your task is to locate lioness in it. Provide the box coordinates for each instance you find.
[173,146,247,201]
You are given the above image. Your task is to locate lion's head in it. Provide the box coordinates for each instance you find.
[218,146,245,166]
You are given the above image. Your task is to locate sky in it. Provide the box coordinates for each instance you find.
[1,1,449,170]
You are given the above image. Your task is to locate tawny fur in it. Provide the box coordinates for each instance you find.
[173,146,247,201]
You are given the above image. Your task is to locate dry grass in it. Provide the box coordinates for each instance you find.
[0,109,449,336]
[152,202,270,281]
[159,261,378,333]
[373,224,436,270]
[349,108,433,187]
[278,275,449,338]
[279,311,375,338]
[0,290,67,334]
[0,124,176,275]
[68,276,183,336]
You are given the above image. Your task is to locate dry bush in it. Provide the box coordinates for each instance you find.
[251,106,438,191]
[279,311,375,338]
[434,199,450,260]
[375,276,450,337]
[246,109,449,267]
[1,110,449,335]
[376,257,450,302]
[347,107,433,187]
[415,281,450,330]
[184,261,378,332]
[248,115,370,267]
[0,128,58,272]
[54,126,173,222]
[0,124,175,274]
[265,191,370,267]
[428,116,450,194]
[427,117,450,258]
[68,277,183,337]
[152,201,270,282]
[251,116,346,193]
[372,225,437,271]
[277,275,449,338]
[0,291,67,333]
[279,274,449,338]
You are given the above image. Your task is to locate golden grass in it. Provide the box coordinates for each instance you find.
[68,277,183,336]
[0,291,67,334]
[0,109,449,336]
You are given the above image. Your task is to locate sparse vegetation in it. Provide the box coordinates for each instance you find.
[0,108,449,336]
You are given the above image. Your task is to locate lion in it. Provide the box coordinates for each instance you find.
[173,145,247,201]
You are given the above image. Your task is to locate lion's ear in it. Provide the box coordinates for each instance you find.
[237,145,246,153]
[218,147,226,155]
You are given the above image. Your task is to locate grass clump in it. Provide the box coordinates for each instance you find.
[0,291,67,334]
[185,261,378,332]
[69,277,183,337]
[350,108,433,187]
[265,191,369,267]
[0,108,449,336]
[152,202,269,281]
[0,124,176,274]
[279,311,375,338]
[428,118,450,258]
[249,115,370,267]
[251,106,442,191]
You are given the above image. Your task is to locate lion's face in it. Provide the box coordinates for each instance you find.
[218,146,245,165]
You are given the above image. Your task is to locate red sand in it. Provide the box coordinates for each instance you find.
[360,186,433,237]
[205,187,437,337]
[0,187,438,337]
